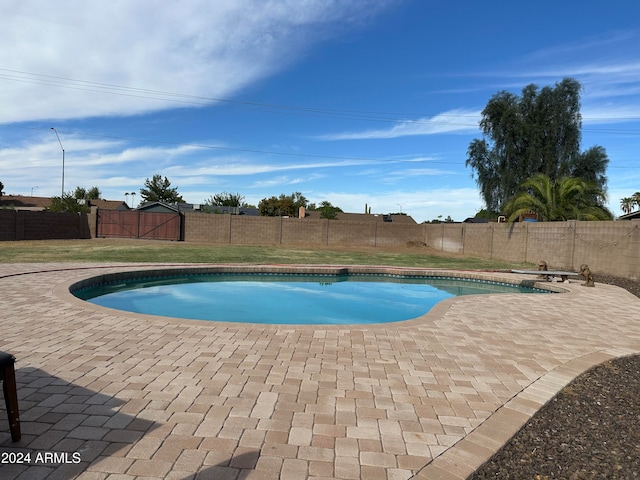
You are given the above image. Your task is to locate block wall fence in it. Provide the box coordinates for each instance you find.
[183,213,426,248]
[1,209,638,280]
[0,209,92,241]
[183,213,640,280]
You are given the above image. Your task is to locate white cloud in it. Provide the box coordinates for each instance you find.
[581,105,640,125]
[1,133,419,198]
[523,30,640,65]
[0,1,397,123]
[318,109,481,140]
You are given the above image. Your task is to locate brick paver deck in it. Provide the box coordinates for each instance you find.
[1,263,638,479]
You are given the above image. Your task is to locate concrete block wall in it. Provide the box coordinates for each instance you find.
[488,223,529,263]
[443,224,466,254]
[572,220,640,279]
[374,223,425,247]
[230,216,281,245]
[0,209,91,240]
[184,214,418,247]
[184,213,232,244]
[4,209,638,280]
[523,222,575,269]
[424,223,465,254]
[327,221,377,247]
[281,218,327,246]
[460,224,492,258]
[422,220,640,280]
[0,210,17,240]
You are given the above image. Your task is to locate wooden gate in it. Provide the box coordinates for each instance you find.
[96,210,182,240]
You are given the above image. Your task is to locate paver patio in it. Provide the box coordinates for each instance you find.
[0,262,638,480]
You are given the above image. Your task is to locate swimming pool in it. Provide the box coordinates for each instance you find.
[72,268,552,325]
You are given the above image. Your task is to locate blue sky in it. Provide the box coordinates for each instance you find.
[1,0,639,222]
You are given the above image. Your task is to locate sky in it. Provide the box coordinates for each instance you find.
[1,0,639,223]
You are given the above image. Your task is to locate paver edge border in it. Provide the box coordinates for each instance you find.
[411,347,640,480]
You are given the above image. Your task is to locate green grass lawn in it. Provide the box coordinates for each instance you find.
[0,238,531,270]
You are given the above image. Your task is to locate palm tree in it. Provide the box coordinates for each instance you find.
[620,197,635,215]
[504,173,613,222]
[633,192,640,211]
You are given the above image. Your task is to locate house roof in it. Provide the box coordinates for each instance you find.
[463,217,490,223]
[0,195,52,210]
[618,210,640,220]
[0,195,130,211]
[303,211,417,223]
[136,202,183,213]
[203,206,260,216]
[89,199,129,210]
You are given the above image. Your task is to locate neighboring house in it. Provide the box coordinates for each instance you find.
[303,211,417,224]
[136,202,183,214]
[462,217,490,223]
[88,199,129,211]
[136,202,261,215]
[0,195,52,211]
[0,195,129,211]
[618,210,640,221]
[202,205,260,216]
[134,202,414,221]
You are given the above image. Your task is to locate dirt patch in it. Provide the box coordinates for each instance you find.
[406,240,428,248]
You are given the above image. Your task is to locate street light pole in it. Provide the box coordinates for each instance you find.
[51,128,65,197]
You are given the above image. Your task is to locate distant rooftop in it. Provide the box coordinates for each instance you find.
[0,195,128,211]
[0,195,52,210]
[304,211,417,223]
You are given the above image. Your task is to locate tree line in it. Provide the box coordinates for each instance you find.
[138,175,344,219]
[0,172,344,219]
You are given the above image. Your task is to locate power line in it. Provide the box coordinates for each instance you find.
[0,68,470,124]
[3,67,639,130]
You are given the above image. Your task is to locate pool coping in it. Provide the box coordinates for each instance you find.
[60,264,569,330]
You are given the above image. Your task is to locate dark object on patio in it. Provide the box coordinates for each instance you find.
[0,351,21,442]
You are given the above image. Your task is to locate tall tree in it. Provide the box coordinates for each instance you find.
[48,192,90,213]
[466,78,609,213]
[204,192,245,207]
[258,192,308,217]
[503,173,612,222]
[86,186,101,200]
[620,191,640,214]
[620,197,635,214]
[73,186,101,200]
[316,200,343,220]
[140,174,184,204]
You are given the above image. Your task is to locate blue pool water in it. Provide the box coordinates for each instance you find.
[74,273,549,325]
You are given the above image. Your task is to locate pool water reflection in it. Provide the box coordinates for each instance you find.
[73,273,550,325]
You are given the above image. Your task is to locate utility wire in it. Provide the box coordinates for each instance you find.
[0,68,478,125]
[2,68,639,131]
